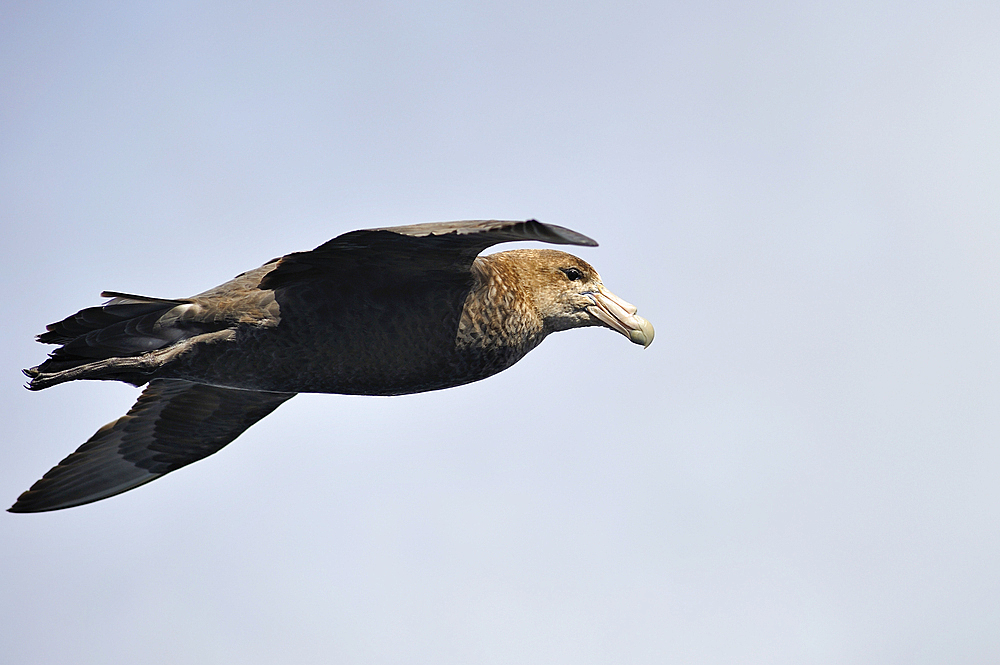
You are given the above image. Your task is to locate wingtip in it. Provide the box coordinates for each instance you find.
[8,493,36,513]
[8,502,64,514]
[522,219,599,247]
[8,483,47,512]
[7,483,140,513]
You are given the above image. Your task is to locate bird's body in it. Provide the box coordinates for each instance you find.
[13,220,652,513]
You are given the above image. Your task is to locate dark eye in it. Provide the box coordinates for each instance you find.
[561,267,584,281]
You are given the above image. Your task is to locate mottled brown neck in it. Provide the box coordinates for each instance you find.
[455,253,546,355]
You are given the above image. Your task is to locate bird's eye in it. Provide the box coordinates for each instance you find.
[561,267,584,281]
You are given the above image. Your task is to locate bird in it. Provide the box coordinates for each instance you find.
[12,219,653,513]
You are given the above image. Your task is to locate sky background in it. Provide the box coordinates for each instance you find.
[2,1,999,663]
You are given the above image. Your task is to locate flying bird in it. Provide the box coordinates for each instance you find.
[12,220,653,513]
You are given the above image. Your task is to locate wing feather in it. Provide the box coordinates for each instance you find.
[9,379,294,513]
[259,219,597,291]
[363,219,598,247]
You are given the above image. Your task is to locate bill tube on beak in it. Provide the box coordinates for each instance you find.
[586,288,654,348]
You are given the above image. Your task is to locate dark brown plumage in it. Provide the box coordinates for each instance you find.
[12,220,653,513]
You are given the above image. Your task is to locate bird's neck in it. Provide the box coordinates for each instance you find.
[455,257,546,356]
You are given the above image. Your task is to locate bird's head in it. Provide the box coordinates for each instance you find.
[487,249,654,347]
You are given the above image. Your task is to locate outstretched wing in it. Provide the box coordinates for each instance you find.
[258,219,597,290]
[364,219,598,249]
[9,379,294,513]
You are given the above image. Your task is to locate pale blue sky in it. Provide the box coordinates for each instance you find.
[3,2,1000,663]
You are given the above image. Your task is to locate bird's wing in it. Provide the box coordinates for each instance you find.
[258,219,597,290]
[363,219,597,248]
[9,379,294,513]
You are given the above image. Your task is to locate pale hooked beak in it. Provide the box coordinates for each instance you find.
[586,288,654,348]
